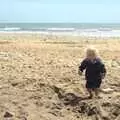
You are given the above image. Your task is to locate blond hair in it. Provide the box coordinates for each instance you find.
[85,46,99,59]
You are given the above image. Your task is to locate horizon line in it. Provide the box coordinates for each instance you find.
[0,22,120,24]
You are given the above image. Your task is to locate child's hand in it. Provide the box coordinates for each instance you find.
[78,70,82,76]
[101,73,105,79]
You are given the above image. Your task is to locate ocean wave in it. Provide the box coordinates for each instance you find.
[47,28,75,31]
[0,27,116,32]
[1,27,120,37]
[98,28,112,31]
[1,27,21,31]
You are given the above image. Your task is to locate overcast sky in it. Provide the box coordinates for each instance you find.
[1,0,120,23]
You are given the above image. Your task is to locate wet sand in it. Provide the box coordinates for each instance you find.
[0,34,120,120]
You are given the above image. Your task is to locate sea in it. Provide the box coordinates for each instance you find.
[1,23,120,37]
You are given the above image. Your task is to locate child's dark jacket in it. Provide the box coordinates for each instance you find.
[79,58,106,82]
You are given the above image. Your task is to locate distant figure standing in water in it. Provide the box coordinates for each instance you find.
[78,47,106,99]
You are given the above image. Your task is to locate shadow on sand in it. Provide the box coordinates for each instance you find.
[61,92,90,106]
[52,85,91,106]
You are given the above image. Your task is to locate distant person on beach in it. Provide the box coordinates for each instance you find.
[78,47,106,99]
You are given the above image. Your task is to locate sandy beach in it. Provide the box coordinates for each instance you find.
[0,33,120,120]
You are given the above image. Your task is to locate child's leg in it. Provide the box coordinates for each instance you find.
[94,88,99,96]
[93,80,102,98]
[94,88,101,98]
[87,88,93,98]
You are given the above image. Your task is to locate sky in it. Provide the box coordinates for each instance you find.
[1,0,120,23]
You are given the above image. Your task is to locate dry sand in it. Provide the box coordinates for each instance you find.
[0,33,120,120]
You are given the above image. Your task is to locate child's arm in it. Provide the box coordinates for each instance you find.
[78,59,87,75]
[100,63,106,79]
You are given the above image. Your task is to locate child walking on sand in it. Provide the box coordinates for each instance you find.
[78,47,106,99]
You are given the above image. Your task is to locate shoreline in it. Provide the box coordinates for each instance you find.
[1,31,120,38]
